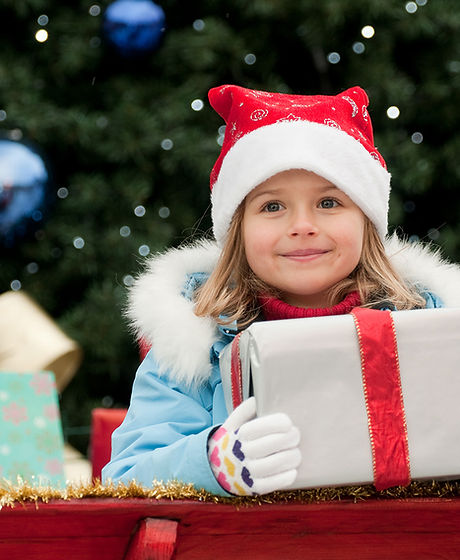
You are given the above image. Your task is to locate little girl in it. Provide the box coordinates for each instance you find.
[102,84,460,496]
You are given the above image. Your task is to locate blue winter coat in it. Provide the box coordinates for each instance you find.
[102,338,232,495]
[102,239,455,495]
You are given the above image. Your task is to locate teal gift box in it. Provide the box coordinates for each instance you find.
[0,371,65,486]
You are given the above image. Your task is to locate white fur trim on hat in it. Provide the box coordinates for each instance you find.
[211,120,391,245]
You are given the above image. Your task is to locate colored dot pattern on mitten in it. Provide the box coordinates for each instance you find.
[208,426,254,496]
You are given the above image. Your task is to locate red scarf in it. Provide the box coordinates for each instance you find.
[259,291,361,321]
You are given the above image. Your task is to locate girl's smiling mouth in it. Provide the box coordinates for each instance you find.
[281,249,330,259]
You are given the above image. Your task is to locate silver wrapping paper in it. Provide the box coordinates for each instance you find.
[220,308,460,489]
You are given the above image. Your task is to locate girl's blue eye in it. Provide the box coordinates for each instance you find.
[319,198,338,209]
[263,201,282,212]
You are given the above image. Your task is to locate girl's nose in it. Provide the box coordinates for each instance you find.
[288,210,319,237]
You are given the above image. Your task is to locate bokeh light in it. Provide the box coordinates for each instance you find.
[35,29,48,43]
[361,26,375,39]
[386,106,400,119]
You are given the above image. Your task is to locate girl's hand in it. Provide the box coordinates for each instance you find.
[207,397,301,495]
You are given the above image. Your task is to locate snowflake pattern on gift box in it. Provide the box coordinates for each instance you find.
[7,430,23,444]
[0,372,65,486]
[30,372,55,395]
[44,402,59,420]
[36,431,61,454]
[46,458,64,476]
[34,416,47,429]
[7,377,25,394]
[0,444,10,456]
[9,461,35,481]
[3,402,28,424]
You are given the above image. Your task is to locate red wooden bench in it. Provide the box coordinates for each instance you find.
[2,496,460,559]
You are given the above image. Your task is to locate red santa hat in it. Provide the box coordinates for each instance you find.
[208,84,391,245]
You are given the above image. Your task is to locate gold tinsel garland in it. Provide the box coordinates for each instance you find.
[1,479,460,509]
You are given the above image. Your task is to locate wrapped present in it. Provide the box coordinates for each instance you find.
[0,291,82,392]
[90,408,127,480]
[220,307,460,490]
[0,371,65,486]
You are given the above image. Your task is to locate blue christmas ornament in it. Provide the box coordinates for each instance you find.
[103,0,166,58]
[0,139,51,248]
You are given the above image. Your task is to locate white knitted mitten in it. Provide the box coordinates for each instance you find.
[207,397,301,496]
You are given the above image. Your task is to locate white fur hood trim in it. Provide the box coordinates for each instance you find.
[127,240,221,386]
[127,235,460,386]
[384,234,460,308]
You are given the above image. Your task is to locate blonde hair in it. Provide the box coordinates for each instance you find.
[328,219,425,310]
[194,204,425,327]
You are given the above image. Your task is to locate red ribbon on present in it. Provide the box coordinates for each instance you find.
[230,332,244,410]
[351,307,411,490]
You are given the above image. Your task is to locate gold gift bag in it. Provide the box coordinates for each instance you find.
[0,290,82,391]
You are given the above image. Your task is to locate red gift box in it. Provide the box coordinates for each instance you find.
[90,408,127,480]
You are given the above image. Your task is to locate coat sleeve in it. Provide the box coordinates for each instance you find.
[101,351,230,496]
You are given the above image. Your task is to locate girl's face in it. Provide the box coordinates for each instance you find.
[243,169,365,308]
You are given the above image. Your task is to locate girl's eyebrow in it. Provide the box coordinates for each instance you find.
[319,185,341,194]
[248,183,339,203]
[247,188,281,202]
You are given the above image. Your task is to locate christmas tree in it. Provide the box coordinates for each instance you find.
[0,0,458,453]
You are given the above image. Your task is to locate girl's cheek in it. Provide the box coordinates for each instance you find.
[249,235,271,254]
